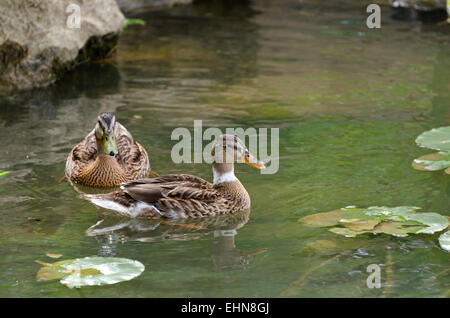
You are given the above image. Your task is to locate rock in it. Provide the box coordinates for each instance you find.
[116,0,192,13]
[0,0,125,95]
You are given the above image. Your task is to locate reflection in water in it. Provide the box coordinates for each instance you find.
[211,230,266,272]
[1,0,449,297]
[86,209,265,270]
[0,63,123,170]
[390,4,448,24]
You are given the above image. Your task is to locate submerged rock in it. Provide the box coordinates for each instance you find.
[0,0,124,95]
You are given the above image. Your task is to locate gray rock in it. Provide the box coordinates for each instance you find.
[0,0,125,95]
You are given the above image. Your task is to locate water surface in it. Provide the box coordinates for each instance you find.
[0,0,449,297]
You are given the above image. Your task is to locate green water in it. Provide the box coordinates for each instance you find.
[0,0,449,297]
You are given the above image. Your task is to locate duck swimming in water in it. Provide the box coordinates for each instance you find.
[65,112,150,188]
[84,134,265,218]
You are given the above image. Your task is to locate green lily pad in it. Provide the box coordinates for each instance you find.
[36,257,145,288]
[412,152,450,173]
[393,212,449,234]
[299,206,448,238]
[438,231,450,252]
[330,221,426,238]
[299,206,420,226]
[415,126,450,152]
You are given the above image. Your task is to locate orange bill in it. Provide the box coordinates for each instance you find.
[243,152,266,169]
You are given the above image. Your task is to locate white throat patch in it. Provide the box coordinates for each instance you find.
[213,166,237,185]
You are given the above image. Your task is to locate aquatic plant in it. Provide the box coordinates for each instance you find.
[438,231,450,252]
[412,126,450,174]
[299,206,449,251]
[123,18,146,30]
[36,256,145,288]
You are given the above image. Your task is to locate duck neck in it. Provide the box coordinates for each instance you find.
[212,162,250,209]
[212,162,237,185]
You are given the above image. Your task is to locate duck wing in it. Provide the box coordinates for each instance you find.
[121,174,216,203]
[65,129,97,178]
[120,175,224,218]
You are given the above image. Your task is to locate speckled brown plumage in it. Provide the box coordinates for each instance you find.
[87,174,250,218]
[84,134,264,218]
[65,119,150,188]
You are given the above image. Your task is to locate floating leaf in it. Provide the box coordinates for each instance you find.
[415,126,450,152]
[339,218,362,223]
[328,227,363,237]
[338,219,380,232]
[299,206,448,238]
[438,231,450,252]
[36,259,74,281]
[412,152,450,173]
[0,171,10,179]
[361,206,421,218]
[37,265,70,281]
[299,206,420,227]
[298,209,346,227]
[36,257,145,288]
[390,210,449,234]
[372,221,425,237]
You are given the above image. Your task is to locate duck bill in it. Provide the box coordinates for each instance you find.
[243,153,266,169]
[103,133,118,156]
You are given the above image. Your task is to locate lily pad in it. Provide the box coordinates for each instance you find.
[438,231,450,252]
[328,227,364,237]
[393,212,449,234]
[298,209,346,227]
[372,221,426,237]
[36,257,145,288]
[415,126,450,152]
[338,219,380,232]
[299,206,448,238]
[412,151,450,173]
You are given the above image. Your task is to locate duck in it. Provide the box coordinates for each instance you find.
[65,112,150,187]
[84,134,265,218]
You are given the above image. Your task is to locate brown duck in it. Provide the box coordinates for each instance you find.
[65,112,150,187]
[84,134,265,218]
